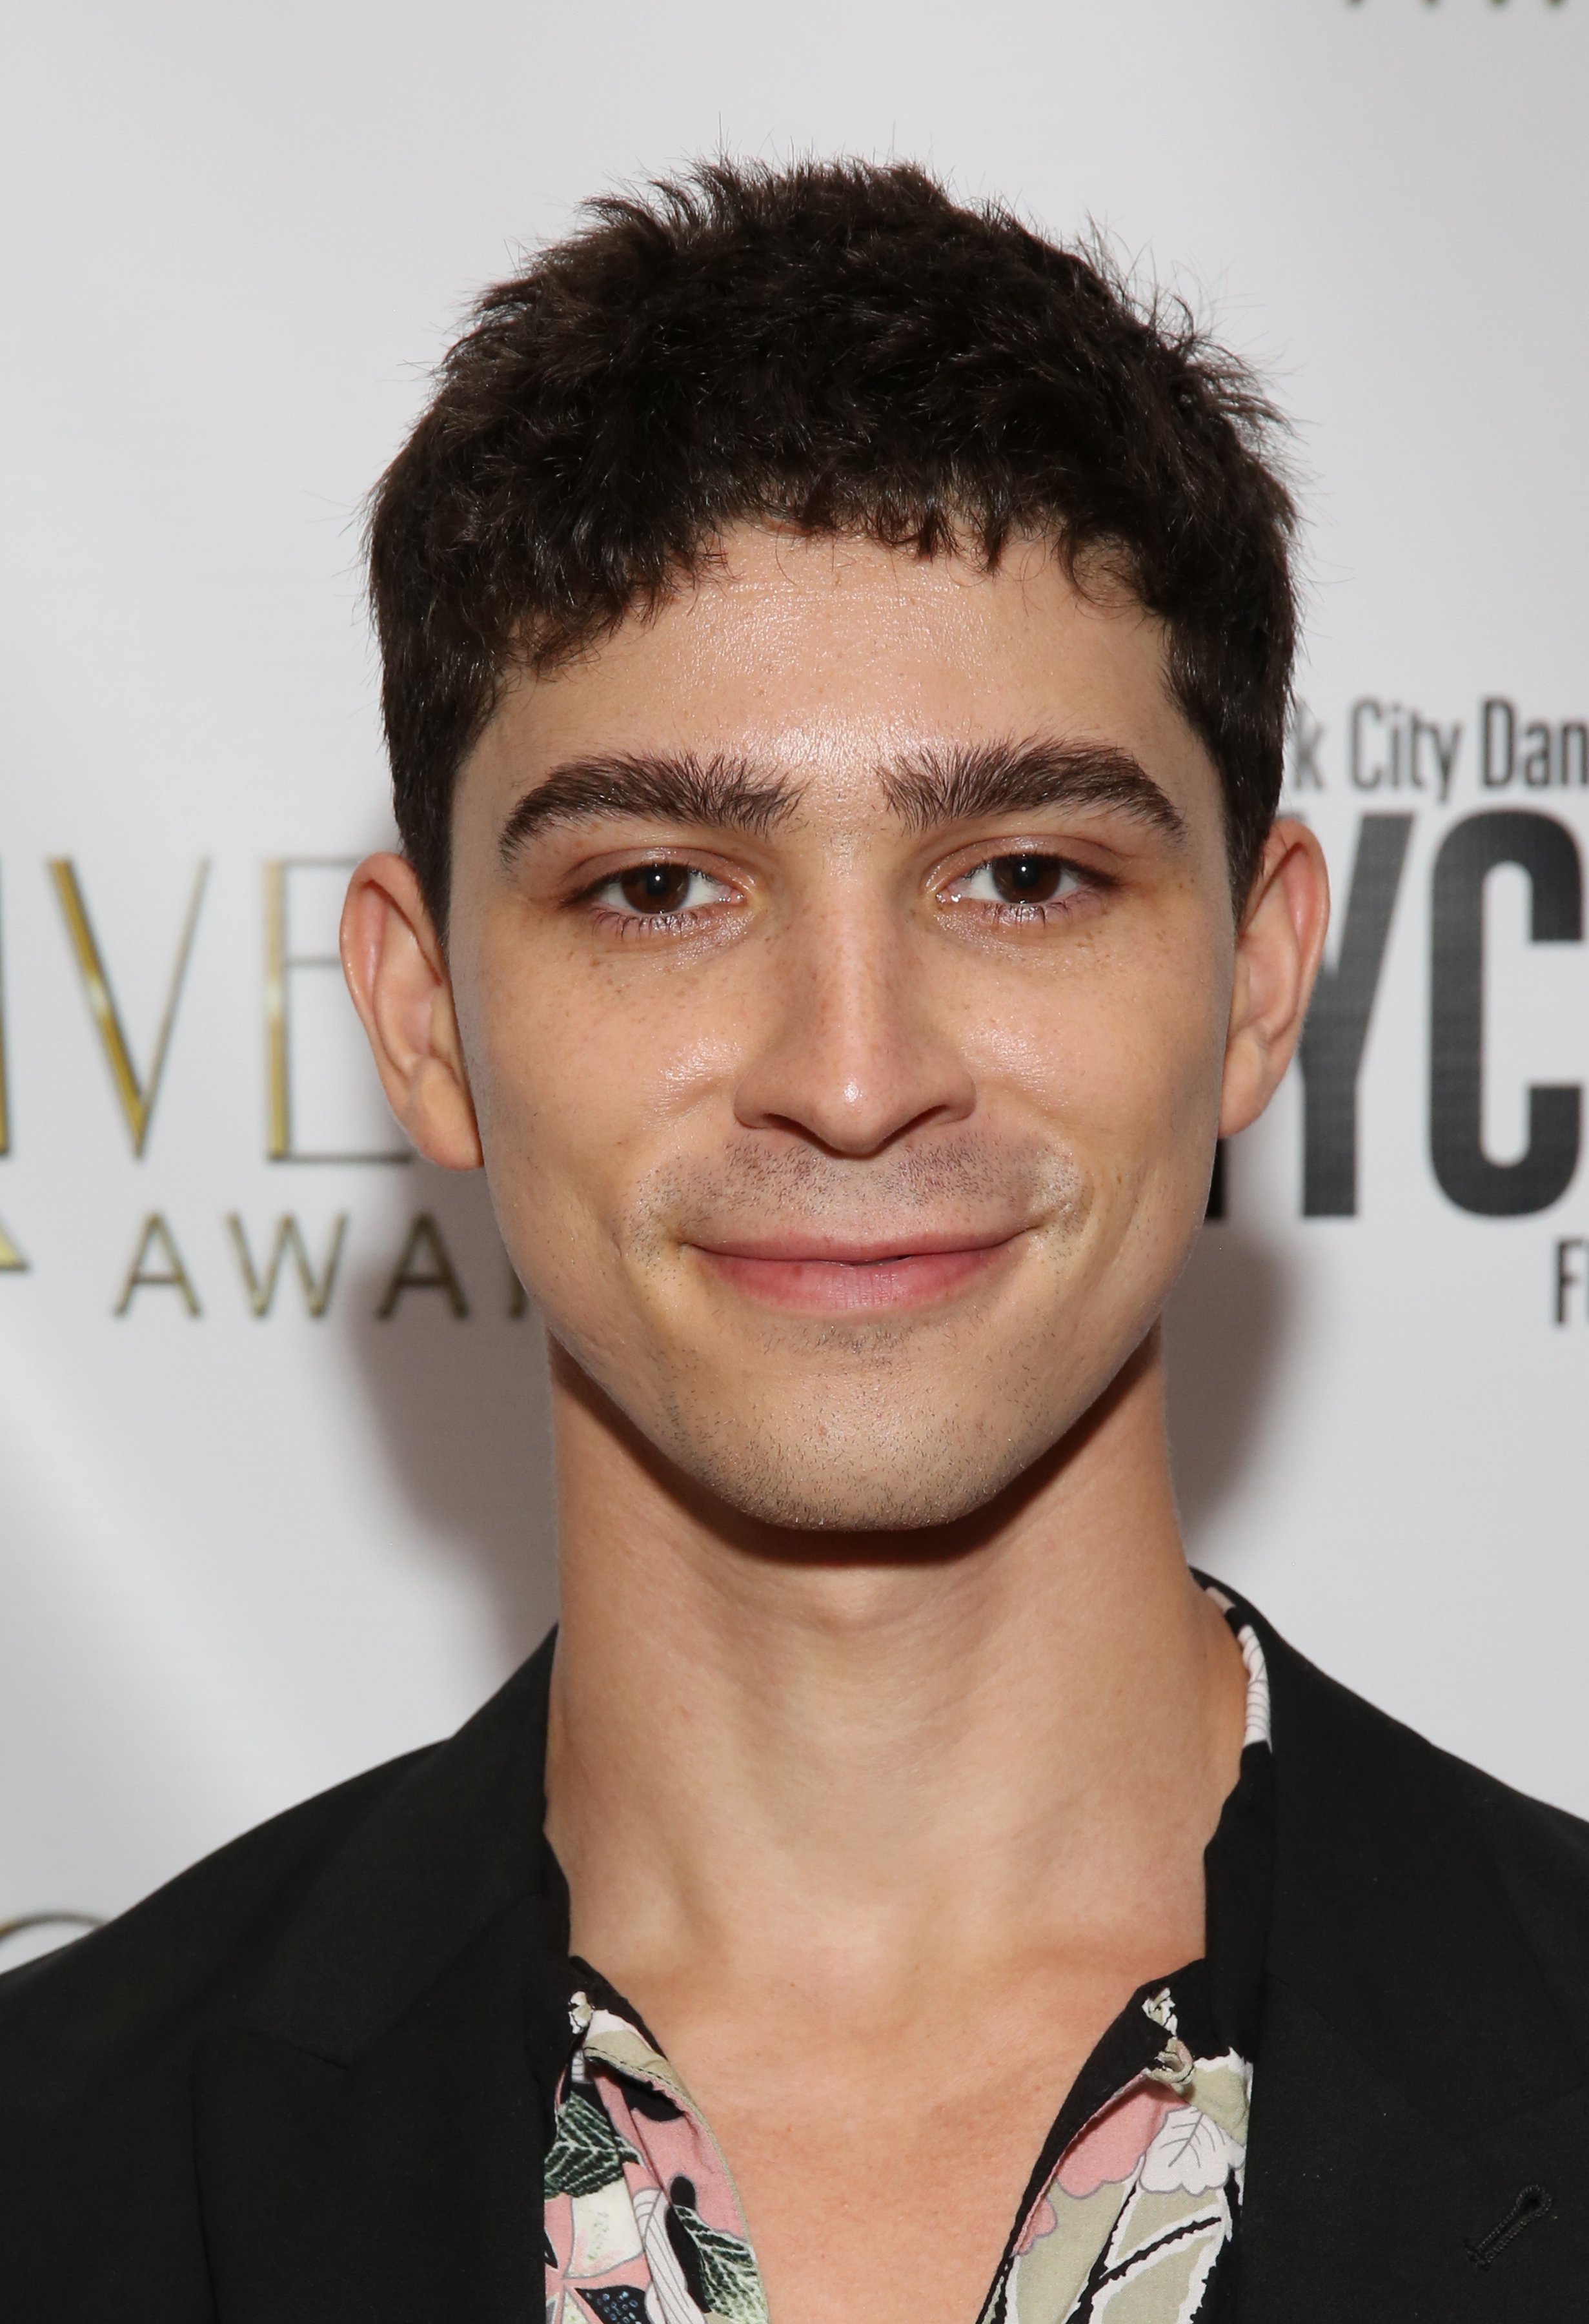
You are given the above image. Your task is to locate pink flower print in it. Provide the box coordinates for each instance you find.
[1014,2193,1058,2255]
[1055,2083,1177,2199]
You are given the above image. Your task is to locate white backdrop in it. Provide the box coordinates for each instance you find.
[3,0,1588,1946]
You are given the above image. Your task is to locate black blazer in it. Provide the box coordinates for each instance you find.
[3,1600,1587,2316]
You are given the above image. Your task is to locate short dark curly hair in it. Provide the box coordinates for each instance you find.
[369,158,1297,930]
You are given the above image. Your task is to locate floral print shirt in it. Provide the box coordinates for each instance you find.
[545,1600,1273,2324]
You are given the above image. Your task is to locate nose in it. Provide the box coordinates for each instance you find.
[732,895,976,1156]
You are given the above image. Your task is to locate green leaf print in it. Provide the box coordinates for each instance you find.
[543,2090,641,2199]
[673,2202,770,2324]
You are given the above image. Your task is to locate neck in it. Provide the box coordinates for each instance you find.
[545,1330,1246,1997]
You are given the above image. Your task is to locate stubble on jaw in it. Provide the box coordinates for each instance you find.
[556,1132,1101,1536]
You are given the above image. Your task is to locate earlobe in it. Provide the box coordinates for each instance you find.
[339,854,483,1170]
[1219,820,1331,1138]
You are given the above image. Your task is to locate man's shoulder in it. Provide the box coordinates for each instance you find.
[1280,1618,1589,1906]
[0,1742,432,2109]
[1422,1712,1589,1997]
[0,1638,559,2319]
[1240,1609,1589,2301]
[1257,1604,1589,2060]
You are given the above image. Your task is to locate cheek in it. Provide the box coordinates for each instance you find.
[965,932,1229,1160]
[459,941,743,1223]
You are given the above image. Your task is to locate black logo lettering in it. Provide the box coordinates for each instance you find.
[1430,811,1582,1216]
[1299,815,1413,1216]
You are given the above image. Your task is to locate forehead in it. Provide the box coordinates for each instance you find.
[472,524,1215,815]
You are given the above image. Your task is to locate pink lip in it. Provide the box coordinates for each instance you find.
[689,1230,1022,1312]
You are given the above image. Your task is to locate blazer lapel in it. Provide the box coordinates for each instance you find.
[193,1638,571,2324]
[1239,1617,1589,2315]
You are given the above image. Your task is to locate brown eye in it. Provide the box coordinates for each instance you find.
[618,863,694,913]
[989,853,1068,902]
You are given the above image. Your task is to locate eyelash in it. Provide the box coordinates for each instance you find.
[577,863,742,939]
[572,851,1103,938]
[944,855,1095,922]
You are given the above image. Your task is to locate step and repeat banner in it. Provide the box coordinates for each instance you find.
[3,0,1586,1952]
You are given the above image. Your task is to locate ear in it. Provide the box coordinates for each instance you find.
[1219,818,1331,1137]
[339,853,483,1170]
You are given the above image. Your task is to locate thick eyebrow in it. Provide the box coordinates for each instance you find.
[500,734,1188,868]
[880,737,1189,847]
[500,750,801,862]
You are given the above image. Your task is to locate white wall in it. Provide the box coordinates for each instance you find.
[3,0,1586,1942]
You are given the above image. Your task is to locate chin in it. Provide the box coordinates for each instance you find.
[671,1402,1051,1537]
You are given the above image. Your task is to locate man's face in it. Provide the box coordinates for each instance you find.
[443,527,1244,1531]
